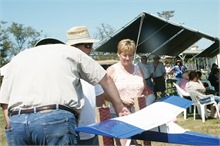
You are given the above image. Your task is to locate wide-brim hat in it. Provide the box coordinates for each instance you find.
[66,26,99,46]
[153,55,161,60]
[141,55,147,59]
[176,60,182,63]
[35,38,64,47]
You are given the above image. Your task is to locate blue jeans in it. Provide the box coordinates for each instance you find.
[199,97,211,104]
[5,110,78,145]
[145,78,154,92]
[200,96,220,104]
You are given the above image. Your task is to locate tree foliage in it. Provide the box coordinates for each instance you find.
[0,21,12,66]
[93,23,117,60]
[157,11,175,20]
[94,23,115,41]
[7,22,41,56]
[0,21,43,67]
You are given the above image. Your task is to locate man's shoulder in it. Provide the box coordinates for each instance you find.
[146,62,153,65]
[137,62,143,66]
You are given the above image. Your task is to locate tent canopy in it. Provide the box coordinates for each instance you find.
[95,12,219,57]
[195,40,219,58]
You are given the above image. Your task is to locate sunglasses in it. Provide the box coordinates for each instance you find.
[75,43,93,49]
[84,43,93,49]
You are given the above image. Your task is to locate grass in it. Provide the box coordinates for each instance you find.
[0,110,219,146]
[0,111,7,146]
[152,113,220,146]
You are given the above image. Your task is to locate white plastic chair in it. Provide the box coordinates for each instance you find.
[188,91,220,122]
[173,83,191,120]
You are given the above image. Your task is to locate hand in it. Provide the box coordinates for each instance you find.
[5,124,9,129]
[118,106,130,117]
[121,97,134,105]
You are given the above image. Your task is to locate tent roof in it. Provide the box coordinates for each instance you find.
[95,12,219,57]
[195,40,219,58]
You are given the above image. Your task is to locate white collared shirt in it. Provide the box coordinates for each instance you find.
[137,62,153,79]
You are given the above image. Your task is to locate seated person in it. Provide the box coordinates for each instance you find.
[186,71,220,118]
[178,72,191,101]
[208,68,219,95]
[197,70,216,95]
[179,72,189,92]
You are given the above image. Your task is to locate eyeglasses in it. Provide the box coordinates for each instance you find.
[84,43,93,49]
[75,43,93,49]
[77,43,93,49]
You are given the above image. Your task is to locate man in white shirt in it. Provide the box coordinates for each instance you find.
[152,55,166,98]
[66,26,108,145]
[0,37,130,145]
[137,55,154,92]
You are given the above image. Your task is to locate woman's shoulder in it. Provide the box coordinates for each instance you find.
[107,63,119,75]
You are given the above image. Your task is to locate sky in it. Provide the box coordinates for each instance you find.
[0,0,219,50]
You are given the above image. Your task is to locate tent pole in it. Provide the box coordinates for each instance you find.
[134,13,145,59]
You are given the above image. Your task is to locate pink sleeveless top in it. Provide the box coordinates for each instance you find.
[110,63,145,114]
[113,63,144,99]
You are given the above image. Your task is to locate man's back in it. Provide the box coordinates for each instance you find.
[0,44,105,112]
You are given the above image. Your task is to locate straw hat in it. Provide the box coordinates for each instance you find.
[66,26,99,46]
[35,38,64,47]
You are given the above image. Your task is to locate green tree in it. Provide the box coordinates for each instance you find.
[7,22,41,56]
[0,21,12,66]
[157,11,175,20]
[93,23,117,60]
[94,23,115,41]
[0,21,43,67]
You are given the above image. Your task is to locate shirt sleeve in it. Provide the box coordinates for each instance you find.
[76,51,106,85]
[95,84,104,96]
[0,63,12,105]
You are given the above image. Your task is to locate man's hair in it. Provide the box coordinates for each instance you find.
[196,70,202,78]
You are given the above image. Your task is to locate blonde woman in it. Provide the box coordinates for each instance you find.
[107,39,149,145]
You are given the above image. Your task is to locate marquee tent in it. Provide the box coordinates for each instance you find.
[95,12,219,57]
[195,40,219,58]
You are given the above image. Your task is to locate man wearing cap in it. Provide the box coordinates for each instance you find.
[0,36,130,145]
[137,55,154,92]
[66,26,108,145]
[170,60,187,85]
[152,55,166,98]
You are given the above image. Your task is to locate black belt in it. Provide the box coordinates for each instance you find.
[153,76,163,79]
[9,104,79,120]
[145,77,151,80]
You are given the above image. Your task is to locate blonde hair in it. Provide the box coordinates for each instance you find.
[117,39,136,54]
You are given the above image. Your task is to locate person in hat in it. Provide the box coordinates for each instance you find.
[153,55,161,60]
[170,60,187,85]
[152,55,166,98]
[65,26,108,145]
[137,55,154,92]
[137,55,156,106]
[0,37,130,145]
[66,26,98,55]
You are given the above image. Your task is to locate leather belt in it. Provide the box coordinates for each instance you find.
[9,104,79,120]
[145,76,151,80]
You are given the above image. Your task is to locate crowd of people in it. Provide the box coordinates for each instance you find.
[137,55,220,120]
[0,25,219,145]
[186,70,220,119]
